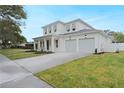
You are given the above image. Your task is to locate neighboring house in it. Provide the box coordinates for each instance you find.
[25,42,34,49]
[33,18,112,53]
[17,42,34,49]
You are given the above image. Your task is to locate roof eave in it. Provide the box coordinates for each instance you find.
[42,21,64,28]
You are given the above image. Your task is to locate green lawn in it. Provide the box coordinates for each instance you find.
[35,52,124,88]
[0,48,43,60]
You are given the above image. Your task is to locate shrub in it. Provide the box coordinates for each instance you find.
[95,48,97,54]
[115,49,119,53]
[35,51,53,54]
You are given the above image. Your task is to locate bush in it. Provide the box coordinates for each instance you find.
[35,51,53,54]
[35,51,43,54]
[115,49,119,53]
[95,48,97,54]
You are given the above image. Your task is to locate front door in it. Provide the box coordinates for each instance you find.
[46,40,49,50]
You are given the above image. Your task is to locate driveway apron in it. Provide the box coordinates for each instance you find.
[0,54,52,88]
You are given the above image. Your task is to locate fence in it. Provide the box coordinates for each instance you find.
[105,43,124,52]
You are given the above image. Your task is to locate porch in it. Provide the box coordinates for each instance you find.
[33,35,59,52]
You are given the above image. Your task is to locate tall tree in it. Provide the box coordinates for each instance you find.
[113,32,124,43]
[0,5,27,48]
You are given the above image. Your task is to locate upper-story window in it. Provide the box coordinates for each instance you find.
[49,27,51,33]
[72,23,76,31]
[66,25,70,32]
[44,28,47,34]
[53,25,57,32]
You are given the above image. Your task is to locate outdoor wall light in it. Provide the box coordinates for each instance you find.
[84,34,87,38]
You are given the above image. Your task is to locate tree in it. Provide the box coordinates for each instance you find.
[16,34,27,44]
[0,5,27,48]
[113,32,124,43]
[0,5,26,20]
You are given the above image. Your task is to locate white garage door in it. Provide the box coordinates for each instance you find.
[65,39,77,52]
[79,38,95,53]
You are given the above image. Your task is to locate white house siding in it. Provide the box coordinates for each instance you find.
[96,34,107,52]
[91,33,112,53]
[63,32,106,53]
[34,32,114,53]
[64,21,92,34]
[77,21,92,30]
[57,37,65,52]
[42,20,93,36]
[56,23,65,35]
[53,38,61,52]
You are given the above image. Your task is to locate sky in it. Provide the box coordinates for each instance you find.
[21,5,124,42]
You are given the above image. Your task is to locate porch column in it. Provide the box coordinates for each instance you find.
[41,40,43,51]
[51,36,54,52]
[38,40,41,51]
[44,39,47,51]
[34,41,36,50]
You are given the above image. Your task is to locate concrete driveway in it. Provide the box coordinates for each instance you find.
[14,52,90,73]
[0,54,52,88]
[0,52,90,88]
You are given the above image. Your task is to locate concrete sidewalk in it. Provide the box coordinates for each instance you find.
[0,54,10,62]
[0,75,52,88]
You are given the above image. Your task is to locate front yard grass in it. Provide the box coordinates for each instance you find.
[0,48,43,60]
[35,52,124,88]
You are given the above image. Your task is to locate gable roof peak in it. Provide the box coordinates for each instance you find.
[42,20,64,28]
[65,18,95,30]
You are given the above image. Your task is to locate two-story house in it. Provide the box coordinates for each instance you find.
[33,19,112,53]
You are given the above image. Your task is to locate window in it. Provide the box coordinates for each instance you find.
[49,27,51,33]
[55,40,58,48]
[53,25,57,32]
[44,28,47,34]
[54,29,56,32]
[72,28,76,31]
[72,24,76,31]
[45,31,47,34]
[66,25,70,32]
